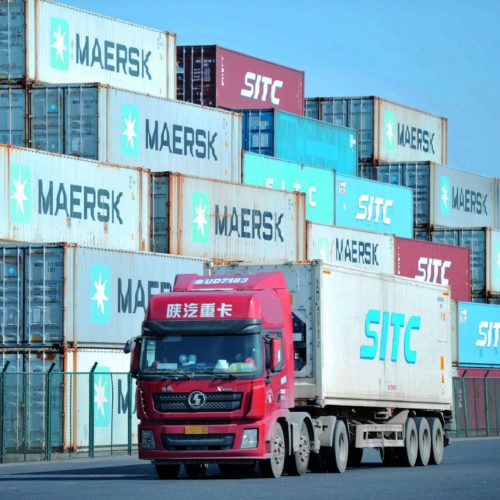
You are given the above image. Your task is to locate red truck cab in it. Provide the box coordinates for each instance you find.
[129,272,298,478]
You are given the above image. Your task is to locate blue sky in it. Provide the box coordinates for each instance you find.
[62,0,500,178]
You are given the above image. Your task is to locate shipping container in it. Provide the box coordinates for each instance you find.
[242,151,334,225]
[372,162,496,229]
[305,96,447,165]
[456,302,500,368]
[177,45,304,115]
[240,109,357,175]
[0,144,150,251]
[0,348,138,454]
[395,237,471,302]
[0,85,26,146]
[307,222,395,274]
[487,229,500,295]
[0,0,176,98]
[0,243,206,346]
[28,84,242,181]
[334,173,413,238]
[457,368,500,377]
[212,261,452,409]
[151,173,306,262]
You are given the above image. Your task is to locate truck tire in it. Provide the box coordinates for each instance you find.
[347,444,363,468]
[400,417,418,467]
[218,462,256,477]
[155,463,180,479]
[415,417,431,466]
[184,463,208,478]
[286,421,311,476]
[429,417,444,465]
[323,420,348,473]
[260,423,286,478]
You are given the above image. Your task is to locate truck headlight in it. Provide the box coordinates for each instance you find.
[241,429,258,449]
[141,429,156,450]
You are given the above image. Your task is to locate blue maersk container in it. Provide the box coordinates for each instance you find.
[0,85,25,146]
[457,302,500,367]
[334,173,413,238]
[240,109,357,176]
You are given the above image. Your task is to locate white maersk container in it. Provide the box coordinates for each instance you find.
[307,222,395,274]
[2,0,176,98]
[0,144,150,251]
[212,261,452,411]
[151,173,306,262]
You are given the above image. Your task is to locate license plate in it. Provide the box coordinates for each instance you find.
[185,425,208,435]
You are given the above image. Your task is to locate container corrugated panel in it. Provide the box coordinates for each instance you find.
[305,96,447,165]
[335,173,413,238]
[178,45,305,115]
[414,228,430,241]
[0,144,150,251]
[240,109,357,175]
[1,0,176,98]
[487,229,500,295]
[0,243,206,346]
[212,261,452,410]
[471,294,487,303]
[242,152,334,225]
[161,173,306,262]
[0,0,25,80]
[307,222,395,274]
[0,85,25,146]
[29,84,243,181]
[431,228,486,294]
[457,302,500,367]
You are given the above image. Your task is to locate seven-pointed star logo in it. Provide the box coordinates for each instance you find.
[193,197,208,237]
[94,375,109,418]
[497,252,500,270]
[92,273,109,315]
[11,173,29,215]
[385,121,393,146]
[123,112,137,149]
[51,23,67,63]
[441,185,449,209]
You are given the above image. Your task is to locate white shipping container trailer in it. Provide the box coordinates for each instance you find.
[0,144,150,251]
[211,261,453,465]
[1,0,176,98]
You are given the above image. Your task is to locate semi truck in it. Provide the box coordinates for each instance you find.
[125,261,453,478]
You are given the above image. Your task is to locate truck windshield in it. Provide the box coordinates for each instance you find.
[139,333,262,378]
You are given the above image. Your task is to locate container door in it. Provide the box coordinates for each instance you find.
[241,109,274,156]
[0,0,26,80]
[0,86,26,146]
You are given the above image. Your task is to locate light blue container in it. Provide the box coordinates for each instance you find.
[335,174,413,238]
[242,152,334,225]
[241,109,357,176]
[457,302,500,367]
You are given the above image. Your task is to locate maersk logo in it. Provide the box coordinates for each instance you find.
[122,105,139,156]
[192,192,210,244]
[94,367,111,427]
[50,17,69,71]
[384,111,395,151]
[317,237,330,261]
[440,175,450,215]
[10,163,32,223]
[91,264,111,324]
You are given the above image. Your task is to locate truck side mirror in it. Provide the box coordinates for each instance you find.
[125,338,142,378]
[270,338,282,372]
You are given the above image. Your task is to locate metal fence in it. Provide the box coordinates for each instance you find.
[1,371,499,463]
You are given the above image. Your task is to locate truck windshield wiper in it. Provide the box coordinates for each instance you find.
[153,370,194,380]
[196,369,236,379]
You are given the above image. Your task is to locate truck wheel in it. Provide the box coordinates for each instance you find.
[323,420,348,473]
[184,463,208,478]
[429,417,444,465]
[415,417,431,466]
[286,421,311,476]
[400,417,418,467]
[155,463,180,479]
[347,444,363,468]
[218,462,256,477]
[260,423,286,478]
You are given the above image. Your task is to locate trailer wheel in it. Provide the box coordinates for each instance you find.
[323,420,348,473]
[184,463,208,478]
[347,444,363,468]
[400,417,418,467]
[155,463,180,479]
[415,417,431,466]
[429,417,444,465]
[260,423,286,478]
[286,421,311,476]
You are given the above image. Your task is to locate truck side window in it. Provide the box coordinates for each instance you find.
[264,331,284,373]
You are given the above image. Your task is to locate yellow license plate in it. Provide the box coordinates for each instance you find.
[185,425,208,435]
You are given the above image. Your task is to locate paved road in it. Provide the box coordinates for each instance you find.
[1,438,500,500]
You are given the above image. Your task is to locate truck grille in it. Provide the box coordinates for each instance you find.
[153,392,243,412]
[161,433,235,451]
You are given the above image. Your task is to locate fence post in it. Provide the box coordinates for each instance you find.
[89,362,98,458]
[45,363,56,462]
[0,361,10,464]
[461,375,469,438]
[484,371,490,436]
[127,373,132,456]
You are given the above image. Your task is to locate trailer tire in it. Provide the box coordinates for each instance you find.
[429,417,444,465]
[260,422,286,478]
[155,463,180,479]
[347,444,363,468]
[415,417,431,466]
[323,420,348,473]
[184,463,208,478]
[286,421,311,476]
[401,417,418,467]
